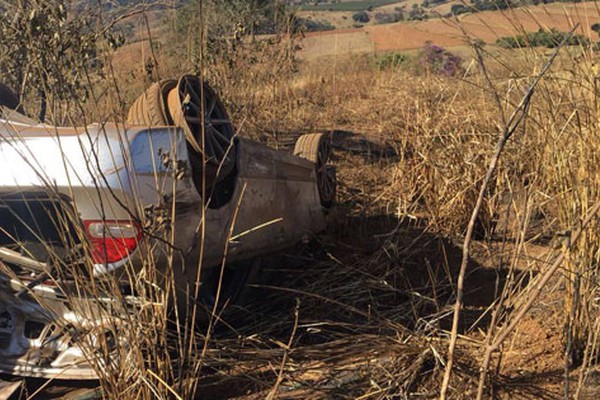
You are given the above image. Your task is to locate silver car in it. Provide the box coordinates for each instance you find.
[0,76,335,380]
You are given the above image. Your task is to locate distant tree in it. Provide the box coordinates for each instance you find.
[408,4,428,20]
[352,11,370,23]
[297,17,336,32]
[374,11,403,24]
[472,0,511,11]
[423,0,447,7]
[451,4,470,15]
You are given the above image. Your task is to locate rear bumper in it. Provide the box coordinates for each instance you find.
[0,283,100,380]
[0,251,138,380]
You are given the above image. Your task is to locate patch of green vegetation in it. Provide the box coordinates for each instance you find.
[450,4,470,15]
[497,28,590,49]
[471,0,511,11]
[374,10,404,24]
[421,0,447,7]
[407,4,428,20]
[299,0,401,12]
[447,0,592,17]
[353,10,371,22]
[375,51,410,69]
[297,17,336,32]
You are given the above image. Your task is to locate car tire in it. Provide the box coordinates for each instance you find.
[294,133,336,208]
[166,75,237,190]
[126,79,177,126]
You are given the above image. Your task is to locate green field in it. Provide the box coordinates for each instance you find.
[299,0,401,11]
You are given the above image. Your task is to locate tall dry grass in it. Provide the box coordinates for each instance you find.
[205,28,600,398]
[6,1,600,398]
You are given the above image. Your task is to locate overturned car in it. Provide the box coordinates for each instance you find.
[0,76,335,380]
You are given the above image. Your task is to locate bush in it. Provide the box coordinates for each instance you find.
[417,43,463,76]
[451,4,470,15]
[496,29,590,49]
[472,0,511,11]
[408,4,428,20]
[496,36,521,48]
[296,17,336,32]
[422,0,447,7]
[374,11,403,24]
[376,52,410,69]
[352,11,370,23]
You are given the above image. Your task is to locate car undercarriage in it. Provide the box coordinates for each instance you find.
[0,75,336,381]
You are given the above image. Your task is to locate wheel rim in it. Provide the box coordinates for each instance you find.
[167,75,236,183]
[316,138,335,206]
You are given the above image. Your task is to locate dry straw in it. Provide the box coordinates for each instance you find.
[4,0,600,398]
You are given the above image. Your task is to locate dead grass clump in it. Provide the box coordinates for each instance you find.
[215,54,507,238]
[528,58,600,373]
[187,216,491,398]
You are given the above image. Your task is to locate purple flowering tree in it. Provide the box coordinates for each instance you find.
[418,43,464,77]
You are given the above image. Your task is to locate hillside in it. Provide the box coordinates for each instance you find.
[299,1,600,58]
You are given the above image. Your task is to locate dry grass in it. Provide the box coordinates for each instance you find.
[7,2,600,399]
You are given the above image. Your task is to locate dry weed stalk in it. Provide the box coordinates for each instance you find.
[440,26,572,399]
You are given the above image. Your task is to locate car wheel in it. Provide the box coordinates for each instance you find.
[126,79,177,126]
[294,133,336,208]
[166,75,237,190]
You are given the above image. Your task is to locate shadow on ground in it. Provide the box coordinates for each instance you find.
[179,131,539,399]
[193,208,534,399]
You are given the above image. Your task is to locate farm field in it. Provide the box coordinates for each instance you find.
[299,0,403,11]
[297,10,358,29]
[299,1,600,58]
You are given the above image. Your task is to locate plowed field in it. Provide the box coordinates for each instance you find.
[300,2,600,58]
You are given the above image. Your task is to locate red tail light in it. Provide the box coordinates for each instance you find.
[83,220,142,265]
